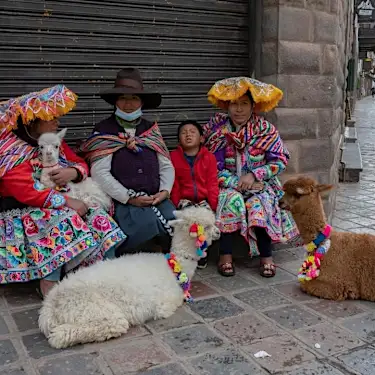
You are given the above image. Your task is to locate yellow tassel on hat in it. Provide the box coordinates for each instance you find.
[207,76,283,113]
[0,85,78,133]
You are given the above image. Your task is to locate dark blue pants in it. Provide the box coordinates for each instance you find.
[219,228,273,258]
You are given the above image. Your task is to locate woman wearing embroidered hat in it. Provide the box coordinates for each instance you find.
[204,77,299,277]
[0,85,126,297]
[79,68,175,254]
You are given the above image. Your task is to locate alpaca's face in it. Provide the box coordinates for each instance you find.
[169,206,220,255]
[38,128,67,166]
[38,136,60,165]
[281,176,333,214]
[204,222,221,245]
[280,190,308,214]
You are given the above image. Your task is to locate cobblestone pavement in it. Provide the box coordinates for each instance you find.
[1,100,375,374]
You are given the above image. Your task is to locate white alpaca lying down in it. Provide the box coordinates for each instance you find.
[38,128,112,211]
[39,206,220,349]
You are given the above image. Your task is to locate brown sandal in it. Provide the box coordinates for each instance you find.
[260,263,276,278]
[218,262,235,277]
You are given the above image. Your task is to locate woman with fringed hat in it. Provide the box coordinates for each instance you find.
[0,85,126,297]
[204,77,299,277]
[78,68,175,254]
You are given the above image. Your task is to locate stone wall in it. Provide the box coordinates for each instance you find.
[259,0,355,220]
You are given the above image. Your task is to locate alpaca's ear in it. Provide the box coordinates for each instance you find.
[57,128,67,140]
[296,187,308,195]
[168,219,184,227]
[317,184,334,197]
[295,186,314,195]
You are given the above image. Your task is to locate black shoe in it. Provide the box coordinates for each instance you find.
[197,256,208,269]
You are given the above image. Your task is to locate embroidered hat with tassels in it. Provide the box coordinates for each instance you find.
[207,76,283,113]
[0,84,77,133]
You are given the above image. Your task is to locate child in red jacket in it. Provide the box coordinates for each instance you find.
[171,120,219,268]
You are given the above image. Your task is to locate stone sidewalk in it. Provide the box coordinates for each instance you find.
[1,99,375,375]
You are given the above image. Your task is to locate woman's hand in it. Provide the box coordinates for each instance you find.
[250,181,264,192]
[128,196,154,207]
[50,168,78,186]
[152,190,169,206]
[66,197,88,216]
[238,173,255,191]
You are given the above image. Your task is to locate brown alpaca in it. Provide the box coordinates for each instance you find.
[281,176,375,301]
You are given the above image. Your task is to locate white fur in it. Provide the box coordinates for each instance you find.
[39,206,220,349]
[38,129,112,211]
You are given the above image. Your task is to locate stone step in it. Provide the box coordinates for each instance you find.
[346,117,356,127]
[344,126,358,143]
[339,142,363,183]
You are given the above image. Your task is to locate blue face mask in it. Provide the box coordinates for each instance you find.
[115,106,143,122]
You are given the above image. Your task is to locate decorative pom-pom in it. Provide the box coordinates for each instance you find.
[189,223,198,233]
[196,249,204,257]
[306,243,316,253]
[198,235,206,242]
[179,273,188,283]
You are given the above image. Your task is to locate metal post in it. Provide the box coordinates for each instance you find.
[249,0,263,78]
[248,0,258,76]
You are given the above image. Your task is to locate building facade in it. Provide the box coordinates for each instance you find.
[258,0,356,219]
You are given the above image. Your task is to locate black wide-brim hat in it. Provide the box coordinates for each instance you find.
[99,68,162,110]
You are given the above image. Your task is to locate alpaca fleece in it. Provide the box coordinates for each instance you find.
[39,206,220,348]
[38,129,112,211]
[282,175,375,301]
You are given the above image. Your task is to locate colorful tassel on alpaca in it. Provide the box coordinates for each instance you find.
[189,223,208,258]
[298,224,332,283]
[165,223,209,303]
[165,253,193,303]
[298,240,331,282]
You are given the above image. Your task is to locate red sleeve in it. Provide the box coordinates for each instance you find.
[170,180,181,208]
[0,162,66,209]
[170,151,181,207]
[206,153,219,211]
[61,141,89,181]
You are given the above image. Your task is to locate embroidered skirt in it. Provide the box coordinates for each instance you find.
[0,206,126,284]
[115,199,175,250]
[216,185,299,256]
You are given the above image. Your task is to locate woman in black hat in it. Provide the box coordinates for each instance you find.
[79,68,175,254]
